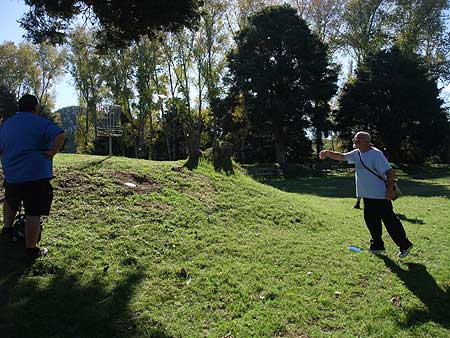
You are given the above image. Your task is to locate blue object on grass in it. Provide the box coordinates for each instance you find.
[348,246,363,252]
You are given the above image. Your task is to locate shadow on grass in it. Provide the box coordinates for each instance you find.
[264,175,450,199]
[379,256,450,329]
[0,237,172,338]
[396,164,450,180]
[397,213,425,225]
[76,156,112,171]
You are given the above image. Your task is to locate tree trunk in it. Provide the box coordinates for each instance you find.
[315,128,323,159]
[275,141,287,177]
[185,119,202,167]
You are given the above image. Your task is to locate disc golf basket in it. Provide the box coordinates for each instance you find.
[96,104,123,156]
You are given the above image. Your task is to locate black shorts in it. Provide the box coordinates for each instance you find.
[4,180,54,216]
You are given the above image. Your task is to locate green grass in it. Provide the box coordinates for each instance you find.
[1,154,449,338]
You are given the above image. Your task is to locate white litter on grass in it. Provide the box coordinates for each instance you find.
[124,182,137,188]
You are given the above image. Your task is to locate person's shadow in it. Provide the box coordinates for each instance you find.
[0,235,172,338]
[378,255,450,329]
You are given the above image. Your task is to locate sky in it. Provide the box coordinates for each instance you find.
[1,0,449,110]
[0,0,78,110]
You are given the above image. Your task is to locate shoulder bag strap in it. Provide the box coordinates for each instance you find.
[358,151,386,183]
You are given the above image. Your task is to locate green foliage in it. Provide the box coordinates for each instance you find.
[336,47,450,163]
[0,154,449,337]
[21,0,203,48]
[226,5,337,167]
[0,85,17,120]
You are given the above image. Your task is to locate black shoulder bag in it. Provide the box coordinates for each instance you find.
[358,151,401,200]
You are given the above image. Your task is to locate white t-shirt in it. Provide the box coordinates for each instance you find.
[344,147,392,199]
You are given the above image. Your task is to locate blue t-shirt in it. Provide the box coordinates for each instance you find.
[344,147,392,199]
[0,112,64,183]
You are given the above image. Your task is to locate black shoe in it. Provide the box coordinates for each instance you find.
[26,247,48,259]
[353,204,361,209]
[369,244,385,255]
[369,248,385,255]
[398,244,413,258]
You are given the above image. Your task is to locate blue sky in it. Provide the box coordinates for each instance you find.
[0,0,78,110]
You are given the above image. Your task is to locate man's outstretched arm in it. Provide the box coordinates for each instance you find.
[319,150,345,161]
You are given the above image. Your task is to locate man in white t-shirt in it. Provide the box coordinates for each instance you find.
[319,131,413,258]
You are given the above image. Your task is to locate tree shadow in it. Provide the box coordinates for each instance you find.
[396,164,450,180]
[0,239,172,338]
[264,176,357,198]
[263,175,450,199]
[77,156,112,171]
[378,255,450,329]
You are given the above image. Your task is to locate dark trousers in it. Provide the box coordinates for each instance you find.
[363,198,412,251]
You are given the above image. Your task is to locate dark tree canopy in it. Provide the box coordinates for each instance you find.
[0,85,18,121]
[225,5,337,168]
[336,47,450,163]
[20,0,203,48]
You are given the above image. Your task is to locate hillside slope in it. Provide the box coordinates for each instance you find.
[1,154,449,338]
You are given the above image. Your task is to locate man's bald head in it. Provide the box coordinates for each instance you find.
[354,131,371,142]
[352,131,372,150]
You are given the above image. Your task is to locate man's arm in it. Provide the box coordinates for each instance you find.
[43,132,65,160]
[319,150,345,161]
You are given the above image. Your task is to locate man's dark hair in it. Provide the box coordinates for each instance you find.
[18,94,38,112]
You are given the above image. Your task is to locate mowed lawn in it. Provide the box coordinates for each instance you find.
[0,154,449,338]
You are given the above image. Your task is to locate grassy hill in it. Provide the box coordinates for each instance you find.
[1,154,449,338]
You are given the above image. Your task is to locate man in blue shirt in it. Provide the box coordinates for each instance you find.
[0,94,65,258]
[319,131,413,258]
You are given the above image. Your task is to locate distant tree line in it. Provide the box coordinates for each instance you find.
[0,0,448,164]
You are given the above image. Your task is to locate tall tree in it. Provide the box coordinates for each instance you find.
[393,0,450,82]
[336,47,449,162]
[68,27,103,150]
[339,0,395,66]
[289,0,345,53]
[0,42,35,99]
[28,42,66,112]
[227,5,337,172]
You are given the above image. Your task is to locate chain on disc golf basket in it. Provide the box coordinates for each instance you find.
[96,104,123,156]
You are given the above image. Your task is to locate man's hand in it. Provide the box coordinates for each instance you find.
[42,149,56,160]
[319,150,345,161]
[319,150,329,160]
[385,189,394,201]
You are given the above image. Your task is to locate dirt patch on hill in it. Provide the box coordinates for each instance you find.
[109,172,162,194]
[54,172,91,189]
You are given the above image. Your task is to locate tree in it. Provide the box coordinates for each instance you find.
[0,42,35,99]
[339,0,395,66]
[335,47,449,162]
[227,5,337,172]
[20,0,203,48]
[28,43,66,112]
[288,0,345,53]
[0,85,17,121]
[68,27,104,150]
[393,0,450,83]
